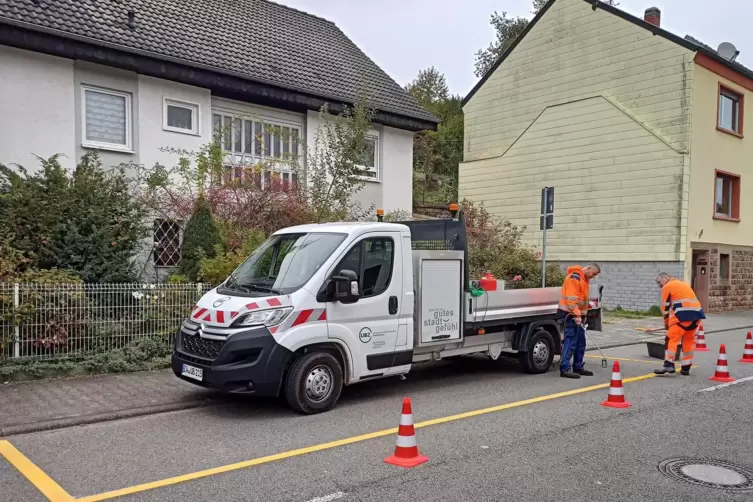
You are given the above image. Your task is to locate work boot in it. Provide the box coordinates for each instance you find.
[560,370,581,379]
[576,368,594,376]
[680,365,691,376]
[654,361,676,375]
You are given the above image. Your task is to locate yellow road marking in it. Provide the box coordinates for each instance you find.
[77,372,657,501]
[584,355,697,368]
[0,440,74,502]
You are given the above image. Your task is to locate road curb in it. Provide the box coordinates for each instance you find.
[0,398,213,438]
[584,325,753,353]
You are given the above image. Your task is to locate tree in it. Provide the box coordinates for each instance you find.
[307,96,376,222]
[0,153,148,282]
[179,194,222,281]
[474,0,619,77]
[405,67,449,108]
[407,67,464,205]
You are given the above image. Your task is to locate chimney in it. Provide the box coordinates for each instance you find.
[644,7,661,27]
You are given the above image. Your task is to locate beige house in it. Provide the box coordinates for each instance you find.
[460,0,753,313]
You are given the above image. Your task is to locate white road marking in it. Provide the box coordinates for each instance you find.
[304,492,346,502]
[698,375,753,393]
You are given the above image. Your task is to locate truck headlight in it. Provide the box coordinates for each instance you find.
[236,307,292,327]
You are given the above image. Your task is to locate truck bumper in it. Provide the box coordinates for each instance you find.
[172,325,293,396]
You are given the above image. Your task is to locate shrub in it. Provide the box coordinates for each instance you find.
[461,199,564,289]
[0,153,148,282]
[180,194,222,281]
[198,229,266,284]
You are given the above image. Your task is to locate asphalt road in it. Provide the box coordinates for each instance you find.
[3,329,753,502]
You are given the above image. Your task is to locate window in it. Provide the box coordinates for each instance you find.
[225,232,347,296]
[212,111,300,190]
[82,86,132,151]
[355,136,380,181]
[164,99,199,135]
[718,85,743,136]
[153,219,182,267]
[714,170,741,221]
[719,253,731,283]
[333,237,394,298]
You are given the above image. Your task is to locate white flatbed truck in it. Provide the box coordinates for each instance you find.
[172,206,603,414]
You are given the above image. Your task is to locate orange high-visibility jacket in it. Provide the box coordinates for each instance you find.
[558,265,590,317]
[661,278,706,328]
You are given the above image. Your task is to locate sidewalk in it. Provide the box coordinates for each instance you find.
[2,310,752,437]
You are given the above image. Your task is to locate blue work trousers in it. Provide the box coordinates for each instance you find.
[560,317,586,373]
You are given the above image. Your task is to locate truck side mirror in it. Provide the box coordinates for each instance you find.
[332,269,359,304]
[598,284,604,301]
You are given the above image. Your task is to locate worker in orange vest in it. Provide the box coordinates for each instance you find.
[653,272,706,376]
[558,264,601,379]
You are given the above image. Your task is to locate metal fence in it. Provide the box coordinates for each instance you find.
[0,283,214,360]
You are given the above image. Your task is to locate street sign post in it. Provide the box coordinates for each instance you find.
[540,187,554,287]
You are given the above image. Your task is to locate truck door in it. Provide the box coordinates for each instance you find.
[325,232,405,378]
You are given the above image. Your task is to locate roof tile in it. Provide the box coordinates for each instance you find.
[0,0,437,123]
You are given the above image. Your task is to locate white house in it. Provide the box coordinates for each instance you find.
[0,0,437,279]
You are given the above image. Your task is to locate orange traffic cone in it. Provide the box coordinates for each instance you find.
[709,344,735,383]
[385,398,429,468]
[695,323,709,352]
[739,332,753,364]
[600,361,632,409]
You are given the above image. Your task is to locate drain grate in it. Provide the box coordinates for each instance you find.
[658,458,753,492]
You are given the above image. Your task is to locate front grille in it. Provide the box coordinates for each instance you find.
[181,335,225,360]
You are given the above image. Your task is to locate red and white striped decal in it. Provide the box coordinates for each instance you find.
[272,307,327,335]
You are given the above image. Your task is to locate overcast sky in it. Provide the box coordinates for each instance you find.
[274,0,752,97]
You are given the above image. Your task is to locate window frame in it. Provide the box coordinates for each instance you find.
[211,107,302,190]
[717,83,744,138]
[331,236,395,299]
[81,85,133,152]
[713,169,741,222]
[163,98,200,136]
[152,218,182,268]
[354,133,381,182]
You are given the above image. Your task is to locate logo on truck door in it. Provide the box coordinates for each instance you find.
[359,327,372,343]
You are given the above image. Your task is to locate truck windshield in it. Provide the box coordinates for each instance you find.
[222,232,346,296]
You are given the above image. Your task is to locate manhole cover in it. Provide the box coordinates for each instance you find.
[658,458,753,492]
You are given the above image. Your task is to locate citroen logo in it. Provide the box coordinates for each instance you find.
[213,296,231,308]
[197,323,204,337]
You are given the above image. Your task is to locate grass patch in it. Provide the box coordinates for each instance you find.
[605,305,663,320]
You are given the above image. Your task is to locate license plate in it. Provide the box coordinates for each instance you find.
[181,364,203,381]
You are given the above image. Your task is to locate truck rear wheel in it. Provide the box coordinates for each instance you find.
[284,351,343,415]
[519,328,555,374]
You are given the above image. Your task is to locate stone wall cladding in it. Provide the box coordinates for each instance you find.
[707,248,753,312]
[558,261,685,311]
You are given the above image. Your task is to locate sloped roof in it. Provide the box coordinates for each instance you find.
[0,0,437,125]
[464,0,753,105]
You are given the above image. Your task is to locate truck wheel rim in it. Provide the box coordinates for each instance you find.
[305,366,332,402]
[533,340,549,367]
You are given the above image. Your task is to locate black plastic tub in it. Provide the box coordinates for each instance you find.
[647,341,681,360]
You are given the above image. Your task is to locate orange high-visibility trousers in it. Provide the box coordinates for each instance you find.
[664,323,696,366]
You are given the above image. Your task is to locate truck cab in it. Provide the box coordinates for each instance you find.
[172,210,603,414]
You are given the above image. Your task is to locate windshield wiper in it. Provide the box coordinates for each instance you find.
[243,283,281,295]
[224,274,251,293]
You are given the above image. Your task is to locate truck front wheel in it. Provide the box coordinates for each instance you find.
[284,351,343,415]
[519,328,555,374]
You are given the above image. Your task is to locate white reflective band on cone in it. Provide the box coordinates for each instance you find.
[611,372,622,380]
[716,365,727,372]
[395,434,417,448]
[744,349,753,355]
[399,414,414,426]
[609,387,624,396]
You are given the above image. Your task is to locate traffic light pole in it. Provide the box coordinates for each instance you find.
[540,186,554,288]
[541,225,547,288]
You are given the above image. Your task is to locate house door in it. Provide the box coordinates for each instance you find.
[692,250,710,312]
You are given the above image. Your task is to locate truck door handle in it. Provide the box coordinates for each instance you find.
[389,296,398,315]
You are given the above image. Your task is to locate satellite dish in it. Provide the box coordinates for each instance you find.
[717,42,739,61]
